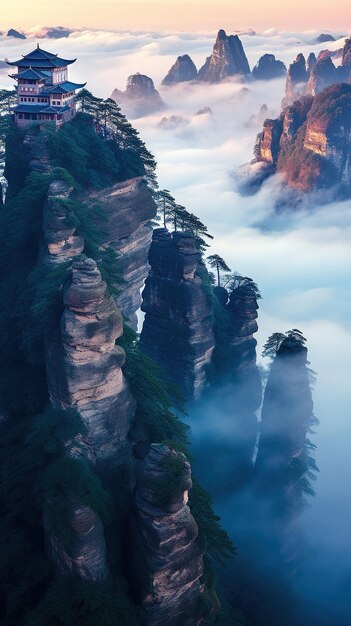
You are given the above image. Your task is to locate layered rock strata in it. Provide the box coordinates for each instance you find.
[253,83,351,196]
[131,444,212,625]
[46,258,135,459]
[140,229,215,399]
[162,54,198,86]
[198,29,250,82]
[46,503,110,582]
[81,176,157,328]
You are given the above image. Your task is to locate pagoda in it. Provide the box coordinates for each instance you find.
[7,45,86,128]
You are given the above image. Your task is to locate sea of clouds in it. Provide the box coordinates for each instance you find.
[1,26,351,620]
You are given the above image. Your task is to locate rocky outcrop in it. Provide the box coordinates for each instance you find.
[46,258,135,459]
[283,54,308,106]
[140,229,215,399]
[252,54,286,81]
[81,177,157,328]
[306,52,317,74]
[162,54,197,86]
[42,180,84,264]
[306,57,337,96]
[7,28,26,39]
[131,444,214,625]
[251,83,351,198]
[198,29,250,82]
[342,37,351,67]
[46,503,110,581]
[111,74,166,118]
[255,117,283,165]
[316,33,335,43]
[256,337,314,516]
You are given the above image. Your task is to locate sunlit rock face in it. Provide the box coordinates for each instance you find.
[198,29,250,82]
[81,176,157,328]
[46,503,110,582]
[131,444,214,625]
[252,54,286,81]
[252,83,351,197]
[256,118,283,164]
[111,73,166,117]
[162,54,198,86]
[46,258,135,459]
[140,229,215,399]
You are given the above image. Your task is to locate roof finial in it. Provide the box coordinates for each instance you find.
[37,43,39,49]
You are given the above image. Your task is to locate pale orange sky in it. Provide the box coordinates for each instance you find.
[1,0,350,32]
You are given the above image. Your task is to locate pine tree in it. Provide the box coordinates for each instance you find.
[207,254,231,287]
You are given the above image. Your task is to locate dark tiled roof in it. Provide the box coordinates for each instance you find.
[40,81,86,95]
[14,103,71,114]
[10,68,48,80]
[7,46,76,68]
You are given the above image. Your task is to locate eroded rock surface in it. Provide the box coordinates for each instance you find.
[131,444,214,625]
[46,503,110,582]
[140,229,215,399]
[111,73,166,118]
[252,54,286,81]
[198,29,250,82]
[46,258,135,458]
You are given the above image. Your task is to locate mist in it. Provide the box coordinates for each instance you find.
[1,26,351,624]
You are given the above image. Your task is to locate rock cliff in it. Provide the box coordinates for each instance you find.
[140,229,215,399]
[111,73,166,118]
[252,83,351,197]
[131,444,213,625]
[252,54,286,81]
[283,54,308,106]
[305,57,337,96]
[46,503,110,582]
[256,336,314,524]
[198,29,250,82]
[46,258,135,459]
[162,54,198,86]
[80,177,157,328]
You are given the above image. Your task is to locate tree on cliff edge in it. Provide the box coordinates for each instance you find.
[207,254,231,287]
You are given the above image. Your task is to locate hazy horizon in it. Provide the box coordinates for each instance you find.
[1,0,350,33]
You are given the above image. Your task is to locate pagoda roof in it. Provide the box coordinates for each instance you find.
[7,46,76,68]
[10,68,48,81]
[40,80,86,95]
[14,103,71,114]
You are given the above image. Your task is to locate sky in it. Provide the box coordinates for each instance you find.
[1,0,351,32]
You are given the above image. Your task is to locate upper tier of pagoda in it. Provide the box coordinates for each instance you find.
[7,44,86,129]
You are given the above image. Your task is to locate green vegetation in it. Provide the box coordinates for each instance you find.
[154,187,214,251]
[207,254,231,287]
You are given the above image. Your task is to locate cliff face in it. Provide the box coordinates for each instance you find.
[111,73,166,118]
[80,177,157,328]
[256,337,314,520]
[253,83,351,197]
[140,229,215,399]
[198,29,250,82]
[46,503,110,582]
[283,54,308,106]
[46,258,135,459]
[162,54,198,86]
[252,54,286,81]
[131,444,213,625]
[305,57,337,96]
